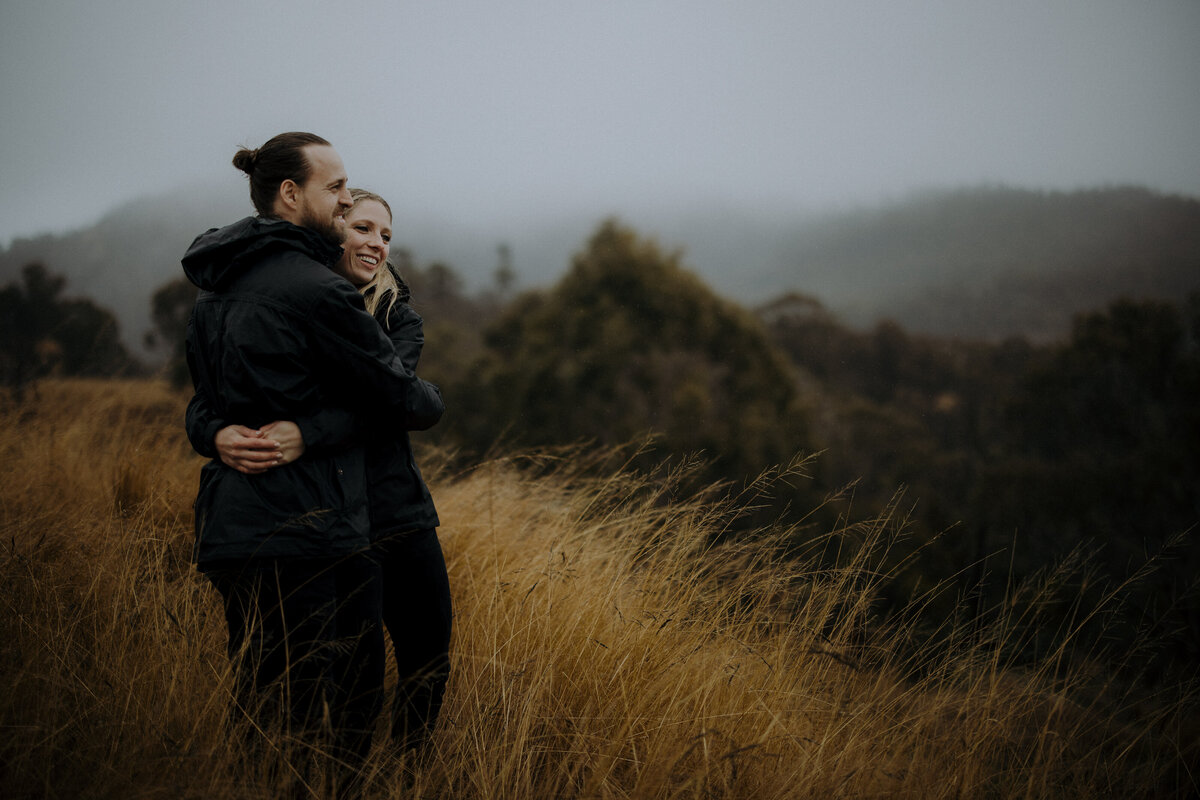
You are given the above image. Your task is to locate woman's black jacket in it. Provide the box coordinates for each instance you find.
[286,288,442,538]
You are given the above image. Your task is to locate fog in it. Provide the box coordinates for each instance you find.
[2,0,1198,248]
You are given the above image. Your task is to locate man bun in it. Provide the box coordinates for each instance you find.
[231,147,259,175]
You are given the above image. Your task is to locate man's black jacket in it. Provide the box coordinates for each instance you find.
[182,217,443,567]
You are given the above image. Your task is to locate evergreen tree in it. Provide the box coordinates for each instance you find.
[0,263,134,396]
[145,276,198,388]
[464,219,811,479]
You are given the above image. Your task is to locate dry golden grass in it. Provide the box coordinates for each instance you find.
[1,379,1196,799]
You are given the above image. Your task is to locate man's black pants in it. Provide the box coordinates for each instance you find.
[206,553,384,762]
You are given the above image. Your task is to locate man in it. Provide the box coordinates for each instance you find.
[182,132,442,768]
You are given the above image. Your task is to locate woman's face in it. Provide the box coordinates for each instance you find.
[334,199,391,287]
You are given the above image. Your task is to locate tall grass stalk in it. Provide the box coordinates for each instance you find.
[1,380,1195,798]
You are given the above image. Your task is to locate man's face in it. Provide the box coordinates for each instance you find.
[295,145,352,244]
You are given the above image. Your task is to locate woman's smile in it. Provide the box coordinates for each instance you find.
[335,199,392,287]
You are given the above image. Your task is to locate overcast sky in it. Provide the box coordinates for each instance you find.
[1,0,1198,247]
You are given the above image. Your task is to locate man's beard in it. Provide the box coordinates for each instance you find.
[299,205,346,246]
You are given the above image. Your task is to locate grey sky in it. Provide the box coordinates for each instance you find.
[1,0,1198,247]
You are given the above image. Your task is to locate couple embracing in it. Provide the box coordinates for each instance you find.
[182,132,452,773]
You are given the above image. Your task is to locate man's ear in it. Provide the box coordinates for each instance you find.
[277,179,300,213]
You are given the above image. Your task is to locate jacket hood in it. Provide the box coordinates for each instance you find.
[181,216,344,291]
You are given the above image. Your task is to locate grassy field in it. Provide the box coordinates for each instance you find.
[1,379,1195,799]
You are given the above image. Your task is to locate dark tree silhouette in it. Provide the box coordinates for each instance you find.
[145,276,198,388]
[458,219,811,481]
[1,263,134,397]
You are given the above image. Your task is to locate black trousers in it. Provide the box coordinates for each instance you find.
[375,528,453,749]
[206,553,385,763]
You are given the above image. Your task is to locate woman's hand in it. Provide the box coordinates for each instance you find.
[214,425,281,474]
[259,421,306,466]
[214,422,306,474]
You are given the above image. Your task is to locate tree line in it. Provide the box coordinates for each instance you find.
[0,263,136,397]
[4,217,1197,680]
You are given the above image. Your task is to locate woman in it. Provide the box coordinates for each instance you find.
[333,189,452,753]
[202,189,453,754]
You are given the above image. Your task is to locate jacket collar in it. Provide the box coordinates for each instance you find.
[181,216,344,291]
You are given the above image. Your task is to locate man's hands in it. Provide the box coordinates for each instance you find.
[214,421,306,474]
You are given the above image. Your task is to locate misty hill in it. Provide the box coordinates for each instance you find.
[0,184,252,363]
[756,186,1200,341]
[0,183,536,362]
[2,184,1197,359]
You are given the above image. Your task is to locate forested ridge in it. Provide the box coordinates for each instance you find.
[3,185,1199,357]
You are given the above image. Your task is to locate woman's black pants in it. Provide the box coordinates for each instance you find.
[375,528,453,750]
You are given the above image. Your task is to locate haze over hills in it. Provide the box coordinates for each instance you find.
[1,184,1197,361]
[761,186,1200,340]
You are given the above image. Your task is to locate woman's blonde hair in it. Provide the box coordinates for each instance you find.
[349,188,410,324]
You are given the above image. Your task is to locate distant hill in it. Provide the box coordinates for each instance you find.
[759,186,1200,341]
[2,184,1197,359]
[0,183,252,363]
[0,184,529,362]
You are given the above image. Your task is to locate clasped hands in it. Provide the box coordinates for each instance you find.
[214,421,305,475]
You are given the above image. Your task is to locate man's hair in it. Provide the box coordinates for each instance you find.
[232,132,331,216]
